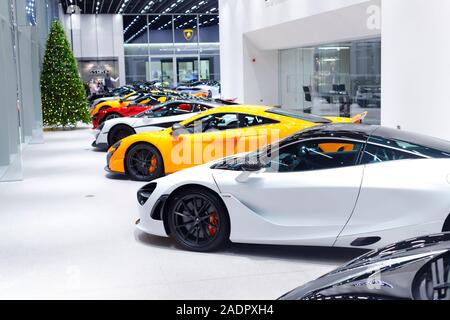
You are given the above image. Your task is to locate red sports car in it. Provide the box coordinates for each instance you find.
[93,100,160,129]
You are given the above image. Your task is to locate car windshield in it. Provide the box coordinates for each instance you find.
[266,108,332,123]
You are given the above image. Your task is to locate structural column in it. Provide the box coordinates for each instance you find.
[382,0,450,140]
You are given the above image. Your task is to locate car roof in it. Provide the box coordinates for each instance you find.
[294,123,379,141]
[164,100,223,107]
[293,123,450,152]
[202,105,271,114]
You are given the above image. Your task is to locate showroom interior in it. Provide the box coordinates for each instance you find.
[0,0,450,301]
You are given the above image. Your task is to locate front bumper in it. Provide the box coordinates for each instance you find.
[136,207,168,237]
[137,185,170,237]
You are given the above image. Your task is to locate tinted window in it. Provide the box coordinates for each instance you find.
[361,144,423,164]
[193,104,213,112]
[172,103,194,114]
[185,113,240,133]
[264,140,363,172]
[136,103,190,118]
[240,114,279,127]
[266,108,331,123]
[371,128,450,158]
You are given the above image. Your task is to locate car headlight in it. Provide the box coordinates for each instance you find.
[108,141,122,154]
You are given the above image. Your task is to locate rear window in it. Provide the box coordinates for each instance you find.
[266,108,331,124]
[371,128,450,158]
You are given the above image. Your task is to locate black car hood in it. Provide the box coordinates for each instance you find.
[280,233,450,300]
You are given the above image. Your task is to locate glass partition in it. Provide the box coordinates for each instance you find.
[199,14,220,81]
[149,14,173,56]
[279,38,381,124]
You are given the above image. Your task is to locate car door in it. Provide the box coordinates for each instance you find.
[335,142,448,247]
[213,138,366,246]
[170,113,243,170]
[193,113,243,164]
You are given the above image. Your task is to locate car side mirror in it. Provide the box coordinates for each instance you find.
[241,162,263,172]
[235,162,265,183]
[171,123,186,138]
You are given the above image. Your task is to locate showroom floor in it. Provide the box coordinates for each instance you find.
[0,128,366,300]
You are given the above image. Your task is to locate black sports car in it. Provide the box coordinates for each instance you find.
[280,233,450,300]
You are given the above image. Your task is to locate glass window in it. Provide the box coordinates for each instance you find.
[149,15,174,55]
[361,144,423,164]
[177,58,199,83]
[125,56,149,84]
[185,113,240,133]
[265,139,364,173]
[142,103,190,118]
[194,103,214,112]
[367,132,450,159]
[199,15,219,43]
[212,139,364,172]
[174,15,199,44]
[279,38,381,125]
[240,114,279,127]
[123,13,220,87]
[123,15,149,47]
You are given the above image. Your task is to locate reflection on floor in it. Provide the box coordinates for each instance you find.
[0,128,366,299]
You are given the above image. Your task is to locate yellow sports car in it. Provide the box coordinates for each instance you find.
[106,105,366,181]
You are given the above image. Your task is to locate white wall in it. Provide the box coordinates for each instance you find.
[382,0,450,140]
[62,14,126,86]
[220,0,380,105]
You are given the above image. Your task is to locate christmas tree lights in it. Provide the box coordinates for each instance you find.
[41,21,90,128]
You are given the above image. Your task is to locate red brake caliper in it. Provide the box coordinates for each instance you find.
[208,212,219,236]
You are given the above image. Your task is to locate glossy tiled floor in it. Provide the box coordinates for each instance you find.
[0,128,365,299]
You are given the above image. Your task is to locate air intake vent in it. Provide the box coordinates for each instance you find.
[137,183,157,206]
[351,237,382,247]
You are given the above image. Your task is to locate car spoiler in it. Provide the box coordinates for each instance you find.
[215,98,239,105]
[352,111,368,124]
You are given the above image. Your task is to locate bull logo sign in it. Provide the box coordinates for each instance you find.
[183,29,194,41]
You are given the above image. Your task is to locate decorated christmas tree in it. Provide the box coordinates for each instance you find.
[41,21,90,127]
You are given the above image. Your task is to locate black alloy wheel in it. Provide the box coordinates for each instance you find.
[168,189,230,252]
[125,143,164,181]
[413,254,450,300]
[108,125,135,147]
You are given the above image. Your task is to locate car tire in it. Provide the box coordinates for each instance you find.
[443,215,450,232]
[412,254,450,300]
[125,143,164,182]
[167,188,230,252]
[107,125,135,147]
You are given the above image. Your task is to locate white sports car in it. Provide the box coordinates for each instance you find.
[177,81,221,99]
[135,124,450,252]
[92,100,221,150]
